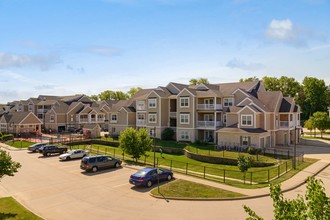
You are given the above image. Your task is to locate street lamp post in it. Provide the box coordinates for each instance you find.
[153,127,156,168]
[293,126,297,169]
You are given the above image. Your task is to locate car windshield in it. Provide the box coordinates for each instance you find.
[135,170,147,177]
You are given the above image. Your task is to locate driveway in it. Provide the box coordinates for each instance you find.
[0,146,329,220]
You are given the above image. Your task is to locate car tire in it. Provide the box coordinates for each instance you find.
[167,174,172,181]
[43,153,47,156]
[92,166,98,172]
[147,180,153,188]
[66,156,71,161]
[114,162,120,168]
[47,152,51,157]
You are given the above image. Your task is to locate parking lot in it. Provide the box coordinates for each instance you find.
[1,145,330,220]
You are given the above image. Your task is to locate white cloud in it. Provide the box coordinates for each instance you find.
[266,19,295,41]
[265,19,327,48]
[226,58,265,70]
[0,52,61,70]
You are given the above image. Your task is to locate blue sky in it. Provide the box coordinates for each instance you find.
[0,0,329,103]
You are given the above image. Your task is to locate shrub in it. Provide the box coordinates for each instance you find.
[1,134,14,142]
[161,128,175,140]
[247,147,255,155]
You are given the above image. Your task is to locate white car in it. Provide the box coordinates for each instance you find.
[59,149,89,161]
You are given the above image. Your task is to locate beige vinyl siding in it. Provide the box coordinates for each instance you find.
[266,113,274,130]
[117,111,127,125]
[127,112,136,126]
[256,113,263,129]
[226,113,238,127]
[57,114,66,123]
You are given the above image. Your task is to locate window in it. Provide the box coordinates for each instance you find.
[241,115,253,126]
[148,98,157,108]
[138,114,145,120]
[223,114,227,123]
[224,98,234,106]
[180,97,189,108]
[180,113,189,124]
[50,114,55,122]
[70,115,74,122]
[111,114,117,122]
[148,113,157,123]
[137,101,145,110]
[28,104,33,112]
[180,131,189,140]
[241,136,250,146]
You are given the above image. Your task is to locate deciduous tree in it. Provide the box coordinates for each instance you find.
[243,177,330,220]
[119,128,152,161]
[0,150,21,180]
[189,77,209,85]
[127,87,142,98]
[310,111,330,138]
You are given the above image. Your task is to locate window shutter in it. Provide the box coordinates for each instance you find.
[248,137,251,146]
[240,136,243,146]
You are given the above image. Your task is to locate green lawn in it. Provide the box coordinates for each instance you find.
[150,179,245,198]
[69,143,312,187]
[6,140,35,149]
[0,197,43,220]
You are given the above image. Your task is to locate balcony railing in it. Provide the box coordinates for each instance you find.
[197,121,222,128]
[197,104,222,110]
[79,119,88,123]
[279,121,294,128]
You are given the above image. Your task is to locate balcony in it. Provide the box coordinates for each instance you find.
[137,119,146,126]
[79,119,89,123]
[197,104,222,111]
[37,109,49,113]
[279,121,294,129]
[197,121,222,129]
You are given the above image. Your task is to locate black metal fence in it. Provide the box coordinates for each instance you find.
[73,144,305,185]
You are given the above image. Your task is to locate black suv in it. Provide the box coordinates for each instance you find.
[80,155,122,172]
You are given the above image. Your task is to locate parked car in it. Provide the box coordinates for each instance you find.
[129,168,173,187]
[39,145,68,156]
[80,155,122,172]
[27,143,46,153]
[59,149,89,161]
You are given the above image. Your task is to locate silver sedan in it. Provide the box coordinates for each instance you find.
[59,149,89,161]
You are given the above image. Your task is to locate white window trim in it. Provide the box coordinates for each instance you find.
[180,113,190,124]
[224,98,234,107]
[241,114,253,126]
[148,99,157,108]
[111,114,117,122]
[180,130,189,140]
[148,113,157,123]
[180,97,189,108]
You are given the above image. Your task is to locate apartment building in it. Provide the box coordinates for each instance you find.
[1,80,301,148]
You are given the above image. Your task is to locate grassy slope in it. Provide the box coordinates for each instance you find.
[0,197,43,220]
